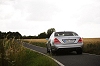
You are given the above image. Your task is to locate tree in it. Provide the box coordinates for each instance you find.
[0,31,7,39]
[6,31,22,39]
[14,32,22,39]
[0,31,22,39]
[47,28,56,38]
[38,32,47,39]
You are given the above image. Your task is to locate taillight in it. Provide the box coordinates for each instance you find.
[78,38,83,43]
[54,38,61,44]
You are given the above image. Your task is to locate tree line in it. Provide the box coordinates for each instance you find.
[0,28,56,39]
[0,31,22,39]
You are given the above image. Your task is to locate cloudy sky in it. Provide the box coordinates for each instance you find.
[0,0,100,38]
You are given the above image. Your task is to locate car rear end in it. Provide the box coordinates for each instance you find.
[51,31,83,54]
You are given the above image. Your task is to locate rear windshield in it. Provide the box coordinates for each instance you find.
[54,32,78,36]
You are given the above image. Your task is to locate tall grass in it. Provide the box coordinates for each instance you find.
[83,38,100,55]
[0,39,27,66]
[0,39,57,66]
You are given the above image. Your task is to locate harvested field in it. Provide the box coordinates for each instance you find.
[22,38,100,55]
[23,39,47,43]
[23,38,100,44]
[83,38,100,44]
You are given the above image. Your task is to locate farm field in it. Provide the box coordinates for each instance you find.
[83,38,100,44]
[23,38,100,55]
[22,38,100,44]
[83,38,100,55]
[23,39,47,43]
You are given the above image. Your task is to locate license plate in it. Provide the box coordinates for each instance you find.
[62,39,75,43]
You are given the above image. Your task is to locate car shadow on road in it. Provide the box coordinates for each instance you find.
[54,51,80,56]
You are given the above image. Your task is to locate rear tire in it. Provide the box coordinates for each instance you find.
[49,47,53,55]
[49,47,57,56]
[47,47,50,53]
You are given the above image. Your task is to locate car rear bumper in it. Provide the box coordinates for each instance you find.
[51,43,83,51]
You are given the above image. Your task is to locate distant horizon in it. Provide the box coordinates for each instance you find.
[0,31,100,38]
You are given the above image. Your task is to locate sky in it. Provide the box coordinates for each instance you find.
[0,0,100,38]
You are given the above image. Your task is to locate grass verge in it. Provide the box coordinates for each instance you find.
[17,48,58,66]
[0,39,57,66]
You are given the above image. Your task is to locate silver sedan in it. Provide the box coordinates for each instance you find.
[46,31,83,55]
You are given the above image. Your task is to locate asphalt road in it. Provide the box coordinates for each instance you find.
[23,43,100,66]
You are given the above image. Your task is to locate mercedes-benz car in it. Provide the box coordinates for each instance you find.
[46,31,83,55]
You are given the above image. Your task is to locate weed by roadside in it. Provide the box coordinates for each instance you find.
[0,39,57,66]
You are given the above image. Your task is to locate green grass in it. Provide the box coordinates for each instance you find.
[0,39,57,66]
[19,49,58,66]
[0,48,58,66]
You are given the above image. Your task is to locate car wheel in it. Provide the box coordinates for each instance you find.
[49,47,53,55]
[49,47,57,56]
[47,47,50,53]
[76,48,82,55]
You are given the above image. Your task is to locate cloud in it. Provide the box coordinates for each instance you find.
[0,0,58,21]
[77,4,100,24]
[0,2,14,19]
[13,0,58,21]
[0,0,100,37]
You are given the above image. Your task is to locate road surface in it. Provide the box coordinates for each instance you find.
[23,43,100,66]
